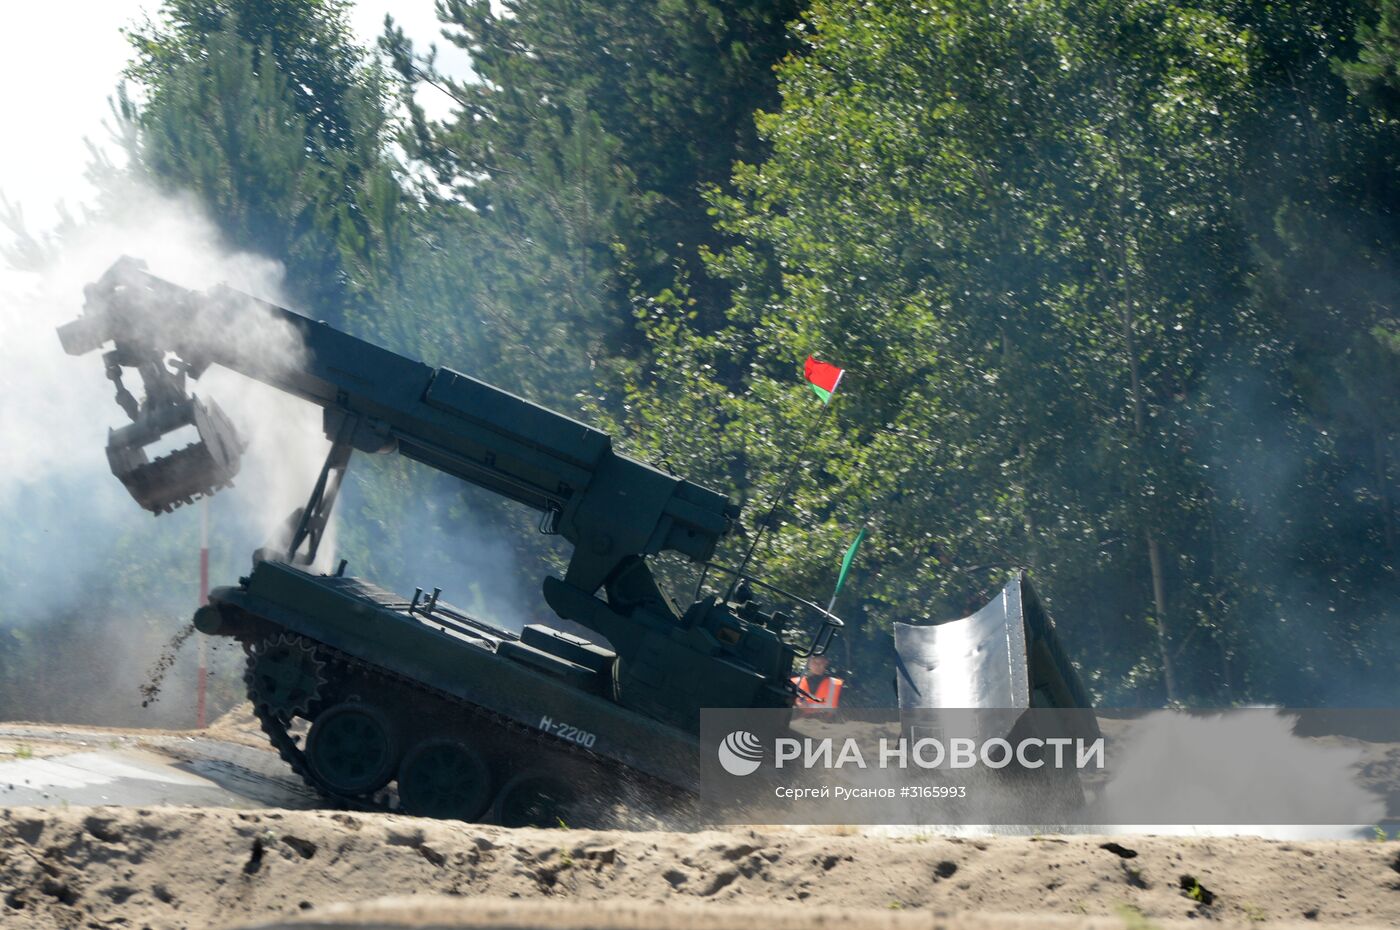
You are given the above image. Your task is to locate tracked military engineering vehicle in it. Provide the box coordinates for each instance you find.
[58,258,848,825]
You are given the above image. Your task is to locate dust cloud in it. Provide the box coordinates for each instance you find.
[0,180,331,725]
[1096,709,1388,839]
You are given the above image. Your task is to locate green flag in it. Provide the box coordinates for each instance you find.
[827,528,866,613]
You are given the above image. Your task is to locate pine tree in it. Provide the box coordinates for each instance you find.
[386,0,804,347]
[123,0,404,321]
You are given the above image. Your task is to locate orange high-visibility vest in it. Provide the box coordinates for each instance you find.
[792,674,843,709]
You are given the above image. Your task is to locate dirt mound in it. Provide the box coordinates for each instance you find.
[1,806,1397,929]
[205,701,274,749]
[226,897,1352,929]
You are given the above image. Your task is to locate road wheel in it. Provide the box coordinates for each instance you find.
[493,771,578,828]
[398,738,493,821]
[304,701,399,796]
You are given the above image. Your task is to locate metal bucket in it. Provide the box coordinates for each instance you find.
[105,394,244,514]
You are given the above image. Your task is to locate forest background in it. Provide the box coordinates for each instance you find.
[2,0,1397,721]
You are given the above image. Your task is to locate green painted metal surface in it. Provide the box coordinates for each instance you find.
[60,258,841,798]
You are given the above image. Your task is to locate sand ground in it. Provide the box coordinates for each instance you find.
[1,804,1398,929]
[0,711,1396,929]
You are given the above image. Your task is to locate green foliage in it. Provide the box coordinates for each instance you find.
[129,0,365,149]
[616,0,1397,703]
[614,0,1252,700]
[1210,0,1400,700]
[385,0,804,363]
[123,0,404,320]
[8,1,1397,720]
[1338,0,1400,116]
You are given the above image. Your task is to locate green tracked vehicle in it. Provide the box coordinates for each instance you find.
[58,257,843,825]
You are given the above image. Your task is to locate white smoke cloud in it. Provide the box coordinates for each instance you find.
[0,181,335,623]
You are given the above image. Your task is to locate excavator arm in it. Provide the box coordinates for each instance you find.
[59,258,846,730]
[57,257,739,596]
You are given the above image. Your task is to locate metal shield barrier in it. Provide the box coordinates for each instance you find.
[894,572,1095,715]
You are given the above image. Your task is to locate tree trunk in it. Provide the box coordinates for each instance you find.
[1146,530,1178,703]
[1115,185,1176,703]
[1106,65,1180,703]
[1108,91,1177,704]
[1376,428,1396,563]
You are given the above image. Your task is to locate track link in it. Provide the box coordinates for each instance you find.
[243,633,688,824]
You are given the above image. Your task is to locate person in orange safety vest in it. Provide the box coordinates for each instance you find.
[791,653,843,711]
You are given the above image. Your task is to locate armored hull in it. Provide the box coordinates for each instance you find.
[58,259,832,826]
[199,560,699,825]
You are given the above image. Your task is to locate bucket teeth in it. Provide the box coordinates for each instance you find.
[106,396,245,514]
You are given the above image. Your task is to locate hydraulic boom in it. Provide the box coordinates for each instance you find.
[58,257,840,734]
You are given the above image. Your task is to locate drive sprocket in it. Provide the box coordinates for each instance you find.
[244,633,327,719]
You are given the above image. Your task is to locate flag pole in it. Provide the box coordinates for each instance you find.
[726,398,835,600]
[824,581,842,667]
[821,524,865,670]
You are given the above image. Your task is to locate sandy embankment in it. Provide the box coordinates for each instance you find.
[1,805,1397,930]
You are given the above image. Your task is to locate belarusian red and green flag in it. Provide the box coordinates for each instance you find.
[803,356,844,404]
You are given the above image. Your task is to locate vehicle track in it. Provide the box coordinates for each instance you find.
[242,632,690,826]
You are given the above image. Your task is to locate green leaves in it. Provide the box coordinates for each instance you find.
[124,1,402,322]
[1337,0,1400,117]
[619,0,1397,704]
[91,0,1397,706]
